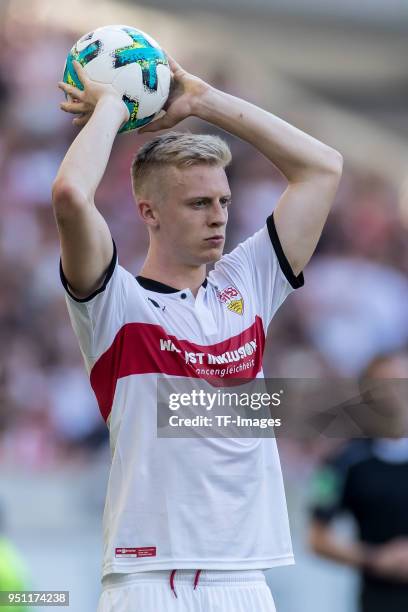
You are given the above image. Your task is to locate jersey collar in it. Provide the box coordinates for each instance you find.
[136,276,208,293]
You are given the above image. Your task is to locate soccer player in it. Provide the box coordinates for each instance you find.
[53,55,342,612]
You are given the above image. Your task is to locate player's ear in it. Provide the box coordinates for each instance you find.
[138,199,160,228]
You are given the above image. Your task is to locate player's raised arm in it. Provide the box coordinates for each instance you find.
[52,61,129,299]
[196,91,343,276]
[141,55,343,276]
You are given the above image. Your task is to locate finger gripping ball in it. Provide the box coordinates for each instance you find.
[63,25,171,133]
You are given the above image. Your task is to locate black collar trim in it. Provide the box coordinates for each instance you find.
[136,276,208,293]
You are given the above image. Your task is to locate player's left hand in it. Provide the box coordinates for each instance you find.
[138,53,211,134]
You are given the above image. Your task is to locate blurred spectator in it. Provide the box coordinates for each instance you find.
[307,352,408,612]
[292,257,408,374]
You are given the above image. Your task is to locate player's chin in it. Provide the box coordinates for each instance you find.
[200,244,224,263]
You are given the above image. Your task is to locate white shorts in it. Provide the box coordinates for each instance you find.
[97,569,277,612]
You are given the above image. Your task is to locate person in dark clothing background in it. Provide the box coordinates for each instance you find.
[308,351,408,612]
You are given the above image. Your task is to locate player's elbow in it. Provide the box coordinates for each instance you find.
[320,147,343,178]
[302,147,343,194]
[52,179,88,221]
[294,147,343,184]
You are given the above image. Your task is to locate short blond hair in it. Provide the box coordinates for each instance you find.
[131,131,232,199]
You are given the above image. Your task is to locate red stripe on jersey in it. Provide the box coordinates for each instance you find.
[90,316,265,421]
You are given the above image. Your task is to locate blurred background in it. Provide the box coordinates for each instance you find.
[1,0,408,610]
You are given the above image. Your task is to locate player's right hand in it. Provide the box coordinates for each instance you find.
[58,60,129,128]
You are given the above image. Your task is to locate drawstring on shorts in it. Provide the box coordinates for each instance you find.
[169,569,202,598]
[193,569,202,589]
[170,570,177,598]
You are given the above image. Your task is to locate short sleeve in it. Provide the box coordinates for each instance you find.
[213,212,304,329]
[308,460,350,523]
[60,242,131,366]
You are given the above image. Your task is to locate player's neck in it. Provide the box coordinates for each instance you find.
[140,251,206,297]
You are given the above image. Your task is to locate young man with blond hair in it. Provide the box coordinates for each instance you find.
[53,54,342,611]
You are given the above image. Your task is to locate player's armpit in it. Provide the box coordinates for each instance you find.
[52,186,114,299]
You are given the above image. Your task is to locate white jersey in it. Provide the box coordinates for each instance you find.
[61,214,304,577]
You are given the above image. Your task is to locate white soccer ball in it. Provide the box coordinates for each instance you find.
[63,25,171,133]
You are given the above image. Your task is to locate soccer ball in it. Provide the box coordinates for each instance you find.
[63,25,171,133]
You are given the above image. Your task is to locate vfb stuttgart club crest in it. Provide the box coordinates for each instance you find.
[217,285,244,315]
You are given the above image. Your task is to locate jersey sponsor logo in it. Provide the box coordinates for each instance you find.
[216,285,244,315]
[115,546,156,558]
[90,316,265,421]
[183,339,257,365]
[160,338,181,352]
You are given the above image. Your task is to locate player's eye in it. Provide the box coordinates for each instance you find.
[192,200,207,208]
[220,198,231,208]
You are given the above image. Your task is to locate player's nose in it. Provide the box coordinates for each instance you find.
[208,200,227,226]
